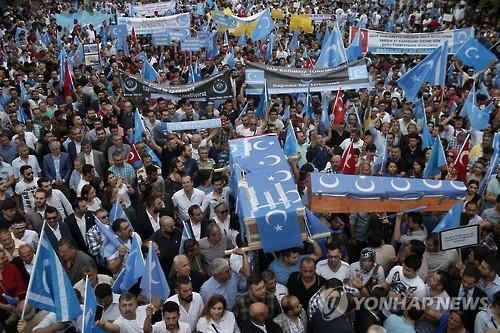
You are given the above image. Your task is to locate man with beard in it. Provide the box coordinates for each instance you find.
[166,276,203,332]
[233,273,282,323]
[144,301,190,333]
[15,166,39,213]
[24,188,48,231]
[150,216,182,276]
[135,192,164,240]
[37,177,74,219]
[98,293,148,332]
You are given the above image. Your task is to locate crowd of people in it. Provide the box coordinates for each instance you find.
[0,0,498,332]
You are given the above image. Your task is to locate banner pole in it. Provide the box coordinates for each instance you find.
[21,221,47,320]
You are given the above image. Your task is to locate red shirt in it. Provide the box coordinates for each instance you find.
[0,263,27,303]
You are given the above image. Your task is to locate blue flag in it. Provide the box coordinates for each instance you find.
[109,24,128,38]
[283,122,298,157]
[110,201,132,227]
[116,37,130,57]
[42,31,51,47]
[423,136,447,178]
[146,145,162,168]
[15,27,28,43]
[237,33,247,47]
[142,59,158,82]
[421,116,434,149]
[315,24,348,69]
[433,201,463,233]
[255,80,269,119]
[455,38,498,73]
[461,82,492,131]
[372,135,388,175]
[206,32,219,58]
[265,35,274,62]
[397,41,448,102]
[134,108,147,143]
[58,48,67,84]
[188,65,196,84]
[224,31,229,46]
[289,31,299,52]
[82,279,106,333]
[346,29,362,63]
[140,241,170,300]
[27,232,83,321]
[479,82,491,99]
[320,93,331,129]
[478,132,499,194]
[251,9,275,41]
[227,48,236,69]
[305,208,332,236]
[117,237,145,293]
[94,216,123,258]
[179,221,194,254]
[321,27,330,48]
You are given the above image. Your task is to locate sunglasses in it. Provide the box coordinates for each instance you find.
[218,210,229,214]
[100,215,109,219]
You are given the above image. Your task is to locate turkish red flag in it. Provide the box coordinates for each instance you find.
[304,57,315,69]
[130,26,138,46]
[127,144,142,169]
[332,88,344,125]
[454,134,471,182]
[63,60,73,97]
[340,141,356,174]
[350,26,368,53]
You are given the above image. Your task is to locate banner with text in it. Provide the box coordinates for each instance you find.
[128,2,177,17]
[117,13,190,35]
[349,27,474,54]
[160,118,222,132]
[120,70,234,101]
[244,59,371,95]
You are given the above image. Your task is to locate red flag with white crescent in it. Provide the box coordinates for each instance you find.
[127,144,141,169]
[340,141,356,174]
[454,133,471,182]
[332,87,344,125]
[131,26,138,47]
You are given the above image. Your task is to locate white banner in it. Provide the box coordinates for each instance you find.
[128,2,177,17]
[439,225,479,251]
[117,13,190,35]
[349,26,474,54]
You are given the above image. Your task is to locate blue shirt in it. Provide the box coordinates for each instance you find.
[200,272,246,310]
[268,255,307,285]
[384,314,416,333]
[0,143,18,164]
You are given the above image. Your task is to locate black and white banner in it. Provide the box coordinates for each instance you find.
[244,59,371,94]
[120,70,234,101]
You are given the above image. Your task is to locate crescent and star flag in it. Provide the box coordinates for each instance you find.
[454,133,471,182]
[82,278,106,333]
[455,38,498,73]
[423,136,447,179]
[433,201,463,233]
[315,23,348,69]
[332,87,344,125]
[339,141,356,174]
[251,9,275,41]
[140,241,170,300]
[396,41,447,102]
[27,232,82,321]
[283,122,298,157]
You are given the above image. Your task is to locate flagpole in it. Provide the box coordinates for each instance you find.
[148,241,152,304]
[454,133,470,166]
[21,221,47,320]
[81,276,89,333]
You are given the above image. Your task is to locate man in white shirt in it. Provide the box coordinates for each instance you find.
[143,301,191,333]
[11,221,38,249]
[11,124,38,150]
[316,242,351,282]
[172,175,205,223]
[340,128,364,151]
[12,144,41,181]
[166,277,204,332]
[98,293,148,333]
[95,283,120,322]
[38,177,74,219]
[15,165,39,213]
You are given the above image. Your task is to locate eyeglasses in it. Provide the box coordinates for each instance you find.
[250,123,257,126]
[99,215,109,219]
[24,172,33,176]
[447,155,454,158]
[218,210,229,214]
